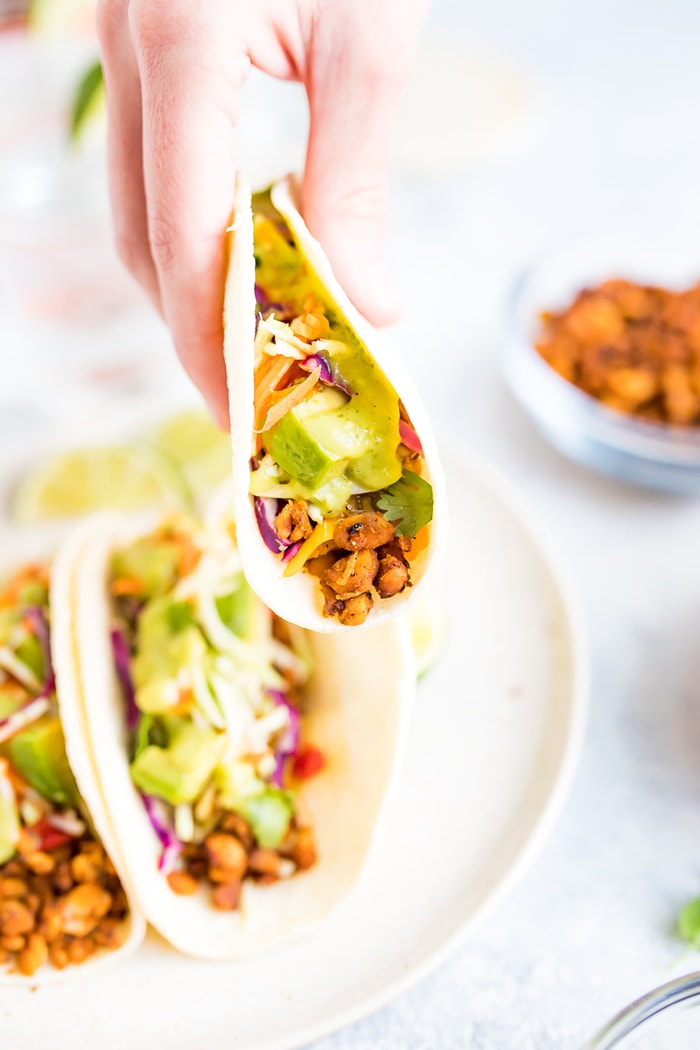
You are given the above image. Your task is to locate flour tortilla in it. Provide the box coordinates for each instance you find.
[224,174,448,632]
[0,532,146,985]
[67,512,414,961]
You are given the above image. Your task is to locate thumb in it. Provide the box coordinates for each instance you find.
[300,17,415,327]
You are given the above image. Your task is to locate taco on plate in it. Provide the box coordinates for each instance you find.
[66,509,413,960]
[0,550,144,981]
[224,175,447,631]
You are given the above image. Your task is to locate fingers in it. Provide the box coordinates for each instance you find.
[301,1,427,328]
[129,0,250,426]
[97,0,160,309]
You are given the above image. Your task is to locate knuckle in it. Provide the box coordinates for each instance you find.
[129,0,194,60]
[147,213,179,276]
[127,0,162,49]
[96,0,127,47]
[335,181,386,228]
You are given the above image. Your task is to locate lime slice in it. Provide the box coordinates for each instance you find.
[29,0,96,37]
[12,445,189,523]
[145,410,231,501]
[407,595,449,678]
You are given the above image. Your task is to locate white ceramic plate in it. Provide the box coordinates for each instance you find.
[0,431,587,1050]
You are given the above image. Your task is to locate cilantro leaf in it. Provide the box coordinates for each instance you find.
[70,60,104,142]
[377,469,434,539]
[679,897,700,948]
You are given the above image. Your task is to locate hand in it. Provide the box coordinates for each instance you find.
[97,0,428,425]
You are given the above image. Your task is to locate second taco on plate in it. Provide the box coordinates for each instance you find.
[65,508,414,960]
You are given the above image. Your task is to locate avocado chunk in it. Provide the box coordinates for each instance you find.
[0,786,19,865]
[15,633,45,685]
[132,596,207,714]
[215,758,265,810]
[112,539,180,599]
[264,362,403,496]
[130,723,225,805]
[265,388,349,491]
[8,716,79,808]
[215,580,257,640]
[238,789,294,849]
[0,689,26,721]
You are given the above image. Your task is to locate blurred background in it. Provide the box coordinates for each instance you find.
[3,1,700,1046]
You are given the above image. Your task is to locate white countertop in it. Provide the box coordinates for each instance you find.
[313,0,700,1045]
[3,0,700,1045]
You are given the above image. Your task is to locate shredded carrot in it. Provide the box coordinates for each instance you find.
[0,565,48,609]
[255,354,295,405]
[5,762,32,797]
[111,576,144,597]
[257,367,321,433]
[254,356,299,431]
[176,534,201,578]
[172,688,194,716]
[253,351,279,394]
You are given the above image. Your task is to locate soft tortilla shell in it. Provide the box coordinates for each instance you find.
[68,512,414,960]
[0,531,146,986]
[224,174,448,633]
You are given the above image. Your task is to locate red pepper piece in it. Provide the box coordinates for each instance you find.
[30,817,73,852]
[292,745,325,780]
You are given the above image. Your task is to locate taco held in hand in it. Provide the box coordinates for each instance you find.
[0,560,143,980]
[225,177,447,631]
[68,511,413,960]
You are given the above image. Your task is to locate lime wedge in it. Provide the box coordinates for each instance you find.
[407,595,449,678]
[29,0,96,37]
[29,0,97,38]
[12,445,189,523]
[145,409,231,501]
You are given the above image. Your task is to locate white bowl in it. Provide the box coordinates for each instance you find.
[502,229,700,493]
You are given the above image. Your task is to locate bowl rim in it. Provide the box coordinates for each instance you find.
[583,971,700,1049]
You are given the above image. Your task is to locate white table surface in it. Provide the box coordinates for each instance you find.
[3,0,700,1046]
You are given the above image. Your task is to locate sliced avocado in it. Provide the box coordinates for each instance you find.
[112,540,180,599]
[133,713,155,759]
[8,717,79,808]
[16,580,49,609]
[15,633,44,685]
[215,580,257,640]
[215,759,265,810]
[0,788,19,865]
[0,689,26,721]
[0,609,20,647]
[130,723,225,805]
[265,389,349,491]
[136,679,179,715]
[164,600,197,633]
[249,467,355,517]
[238,789,294,849]
[133,595,208,713]
[130,747,190,804]
[265,362,402,495]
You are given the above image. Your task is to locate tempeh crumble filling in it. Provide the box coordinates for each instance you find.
[249,192,434,626]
